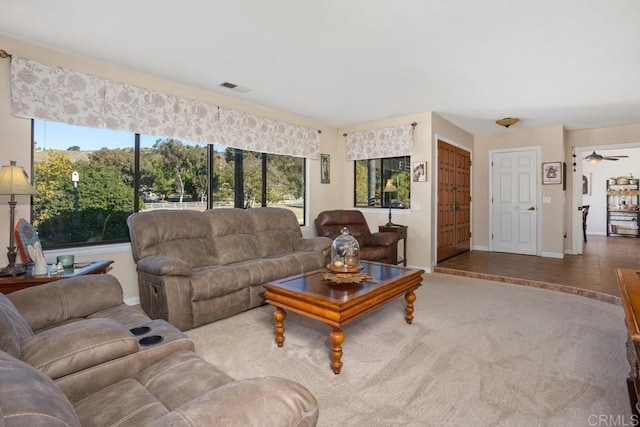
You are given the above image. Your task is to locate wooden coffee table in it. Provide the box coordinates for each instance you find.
[263,261,424,374]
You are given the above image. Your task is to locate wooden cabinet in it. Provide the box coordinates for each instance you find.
[378,225,407,266]
[606,179,639,238]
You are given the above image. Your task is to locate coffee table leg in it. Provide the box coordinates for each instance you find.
[329,328,345,374]
[404,290,416,324]
[273,307,286,347]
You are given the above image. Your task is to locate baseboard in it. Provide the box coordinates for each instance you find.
[124,296,141,306]
[541,252,564,259]
[472,245,490,251]
[408,264,432,273]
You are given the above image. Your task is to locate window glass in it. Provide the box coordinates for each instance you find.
[267,153,305,224]
[212,145,235,208]
[32,121,135,248]
[139,136,207,211]
[242,150,264,208]
[32,120,307,248]
[354,156,410,209]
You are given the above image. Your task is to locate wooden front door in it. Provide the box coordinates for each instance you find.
[437,140,471,262]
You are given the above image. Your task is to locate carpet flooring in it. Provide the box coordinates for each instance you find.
[186,273,630,426]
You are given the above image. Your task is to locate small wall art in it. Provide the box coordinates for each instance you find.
[412,161,427,182]
[582,173,591,195]
[321,154,330,184]
[542,162,562,185]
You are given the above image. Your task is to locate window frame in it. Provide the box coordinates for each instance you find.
[353,155,411,210]
[31,120,307,250]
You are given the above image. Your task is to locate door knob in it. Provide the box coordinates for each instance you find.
[528,207,536,211]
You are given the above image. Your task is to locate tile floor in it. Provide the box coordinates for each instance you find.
[434,234,640,304]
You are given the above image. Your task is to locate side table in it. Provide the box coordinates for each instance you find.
[378,225,408,266]
[0,260,113,294]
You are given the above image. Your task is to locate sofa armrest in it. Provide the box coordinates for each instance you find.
[21,318,139,380]
[150,377,319,427]
[294,236,332,252]
[137,256,193,277]
[8,275,125,333]
[366,231,400,247]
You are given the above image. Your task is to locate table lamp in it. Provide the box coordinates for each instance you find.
[383,178,398,226]
[0,161,39,276]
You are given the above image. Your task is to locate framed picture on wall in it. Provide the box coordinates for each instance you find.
[321,154,330,184]
[412,161,427,182]
[542,162,562,185]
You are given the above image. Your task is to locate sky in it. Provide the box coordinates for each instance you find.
[32,120,211,151]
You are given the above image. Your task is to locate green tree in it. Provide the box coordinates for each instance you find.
[152,139,206,202]
[354,161,369,205]
[33,151,74,227]
[89,148,135,185]
[243,151,262,208]
[33,150,138,246]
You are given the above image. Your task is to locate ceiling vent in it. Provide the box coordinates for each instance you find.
[219,81,252,93]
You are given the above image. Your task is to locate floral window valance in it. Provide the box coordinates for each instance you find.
[345,124,414,161]
[218,108,320,159]
[10,56,319,158]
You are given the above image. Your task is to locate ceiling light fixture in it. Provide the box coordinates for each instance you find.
[495,117,519,128]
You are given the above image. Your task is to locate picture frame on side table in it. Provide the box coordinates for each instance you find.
[542,162,562,185]
[321,154,330,184]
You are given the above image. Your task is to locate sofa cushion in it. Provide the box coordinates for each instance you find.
[86,303,155,329]
[21,318,139,379]
[248,207,303,257]
[8,275,126,333]
[0,350,80,427]
[190,265,252,301]
[136,350,235,410]
[75,378,169,427]
[0,293,33,359]
[127,210,219,268]
[204,209,263,265]
[151,377,320,427]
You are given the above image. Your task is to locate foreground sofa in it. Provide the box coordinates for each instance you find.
[0,275,319,426]
[128,207,332,331]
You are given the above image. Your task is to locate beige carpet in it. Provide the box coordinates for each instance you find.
[187,273,630,426]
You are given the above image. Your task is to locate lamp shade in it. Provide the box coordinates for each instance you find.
[383,178,398,193]
[0,161,39,196]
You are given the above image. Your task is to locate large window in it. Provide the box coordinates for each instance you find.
[354,156,411,209]
[32,120,306,249]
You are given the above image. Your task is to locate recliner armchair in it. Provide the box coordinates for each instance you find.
[315,210,399,265]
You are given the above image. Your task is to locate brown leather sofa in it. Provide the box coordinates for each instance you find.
[127,207,331,331]
[0,275,319,426]
[315,210,399,265]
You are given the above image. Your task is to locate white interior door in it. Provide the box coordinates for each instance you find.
[491,149,538,255]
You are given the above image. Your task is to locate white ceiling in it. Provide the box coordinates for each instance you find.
[1,0,640,135]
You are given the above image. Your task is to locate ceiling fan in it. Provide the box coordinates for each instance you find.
[584,151,629,163]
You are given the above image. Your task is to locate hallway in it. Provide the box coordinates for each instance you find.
[434,235,640,304]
